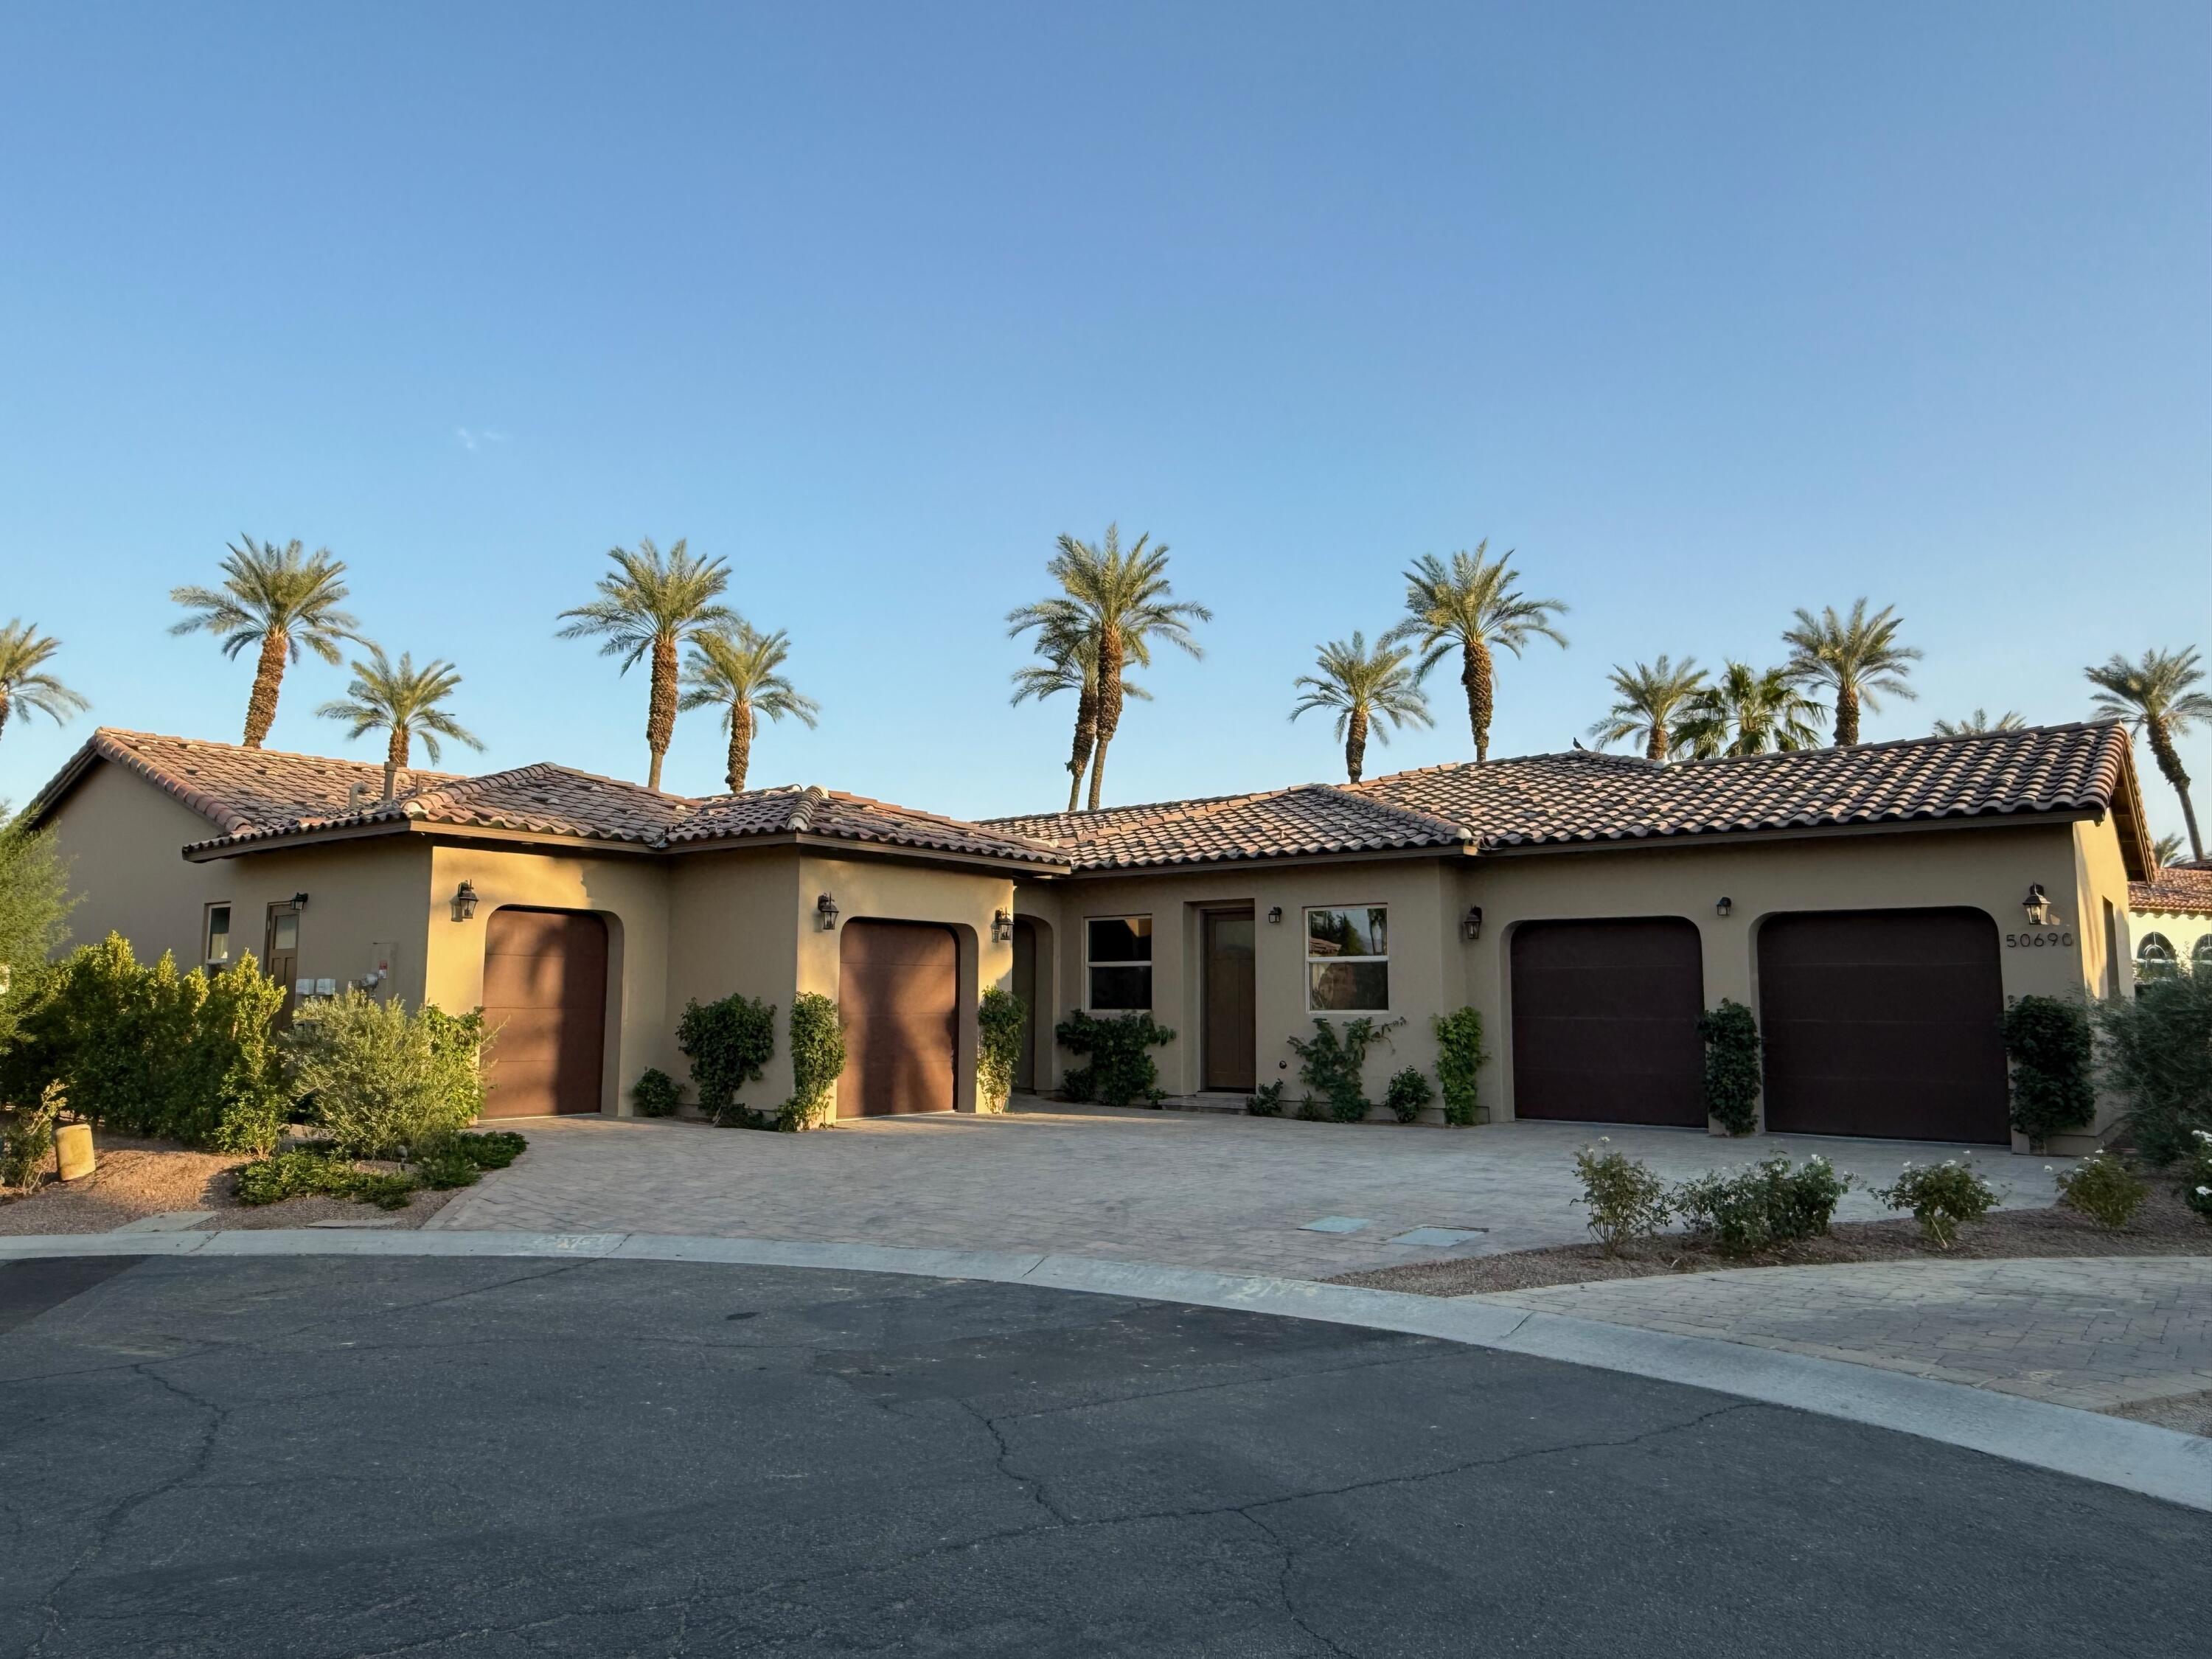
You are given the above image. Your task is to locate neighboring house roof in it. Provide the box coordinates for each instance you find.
[2130,865,2212,917]
[990,721,2153,878]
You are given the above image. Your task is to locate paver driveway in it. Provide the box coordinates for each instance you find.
[430,1103,2070,1279]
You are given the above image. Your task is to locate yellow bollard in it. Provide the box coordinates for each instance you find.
[55,1123,95,1182]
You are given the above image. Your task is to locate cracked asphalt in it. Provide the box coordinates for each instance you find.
[0,1256,2202,1658]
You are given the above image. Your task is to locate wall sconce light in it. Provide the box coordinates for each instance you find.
[992,908,1013,944]
[1714,896,1733,918]
[2022,883,2054,927]
[450,880,479,922]
[291,891,311,909]
[1462,906,1484,941]
[816,892,840,931]
[1266,906,1284,925]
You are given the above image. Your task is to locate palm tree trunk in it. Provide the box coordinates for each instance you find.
[1833,684,1861,746]
[1088,627,1125,811]
[0,691,10,741]
[2147,717,2207,862]
[646,635,679,791]
[382,726,409,800]
[1461,640,1495,762]
[243,630,289,748]
[1066,681,1098,813]
[1345,709,1368,783]
[1644,721,1667,762]
[726,700,754,793]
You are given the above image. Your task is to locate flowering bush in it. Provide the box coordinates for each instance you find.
[2052,1151,2147,1231]
[1672,1155,1851,1257]
[1874,1159,2000,1248]
[1572,1139,1672,1256]
[2182,1130,2212,1222]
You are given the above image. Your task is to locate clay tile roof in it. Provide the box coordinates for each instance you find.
[985,784,1471,869]
[673,786,1066,865]
[2131,865,2212,917]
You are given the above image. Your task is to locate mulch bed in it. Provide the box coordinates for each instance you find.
[1327,1184,2212,1298]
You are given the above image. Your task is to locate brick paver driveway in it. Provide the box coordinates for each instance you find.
[431,1103,2067,1279]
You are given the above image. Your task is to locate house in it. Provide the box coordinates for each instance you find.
[2126,861,2212,981]
[21,720,2155,1153]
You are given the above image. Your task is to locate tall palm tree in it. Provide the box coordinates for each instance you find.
[1932,709,2025,737]
[1007,617,1147,813]
[316,646,484,799]
[557,538,735,790]
[1674,662,1826,758]
[0,621,90,743]
[2087,647,2212,863]
[1587,655,1706,761]
[169,537,361,748]
[1781,599,1921,745]
[1007,525,1208,810]
[678,623,820,793]
[2152,832,2186,868]
[1382,541,1567,763]
[1290,633,1432,784]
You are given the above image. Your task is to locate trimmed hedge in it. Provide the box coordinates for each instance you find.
[1697,1000,1761,1136]
[977,986,1026,1113]
[2002,995,2094,1149]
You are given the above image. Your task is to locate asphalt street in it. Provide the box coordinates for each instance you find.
[0,1254,2200,1658]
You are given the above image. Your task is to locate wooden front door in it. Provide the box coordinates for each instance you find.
[1203,910,1256,1093]
[838,921,959,1117]
[481,908,610,1117]
[265,902,301,1028]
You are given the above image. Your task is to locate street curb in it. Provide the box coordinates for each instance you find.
[4,1227,2207,1513]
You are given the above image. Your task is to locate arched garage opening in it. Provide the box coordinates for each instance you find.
[838,919,959,1117]
[481,907,611,1117]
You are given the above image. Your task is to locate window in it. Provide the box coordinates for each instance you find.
[203,903,232,967]
[1086,917,1152,1010]
[2136,932,2179,981]
[269,908,299,954]
[1307,905,1388,1011]
[2196,936,2212,973]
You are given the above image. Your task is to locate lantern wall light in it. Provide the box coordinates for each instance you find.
[816,893,840,931]
[1266,906,1284,925]
[450,880,479,922]
[1715,896,1733,918]
[992,908,1013,943]
[2022,884,2055,927]
[1462,906,1484,941]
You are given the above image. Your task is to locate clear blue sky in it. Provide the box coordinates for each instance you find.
[3,1,2207,843]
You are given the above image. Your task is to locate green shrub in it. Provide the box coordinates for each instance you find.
[234,1149,417,1210]
[630,1067,681,1118]
[0,815,75,1054]
[676,992,776,1116]
[1431,1008,1488,1126]
[453,1130,527,1169]
[1295,1094,1327,1121]
[1056,1011,1175,1107]
[0,1081,65,1192]
[1383,1066,1434,1124]
[977,986,1026,1113]
[1287,1016,1405,1123]
[1697,1000,1762,1135]
[1874,1158,2000,1248]
[2003,995,2095,1150]
[2093,973,2212,1166]
[1245,1081,1286,1117]
[1672,1155,1851,1257]
[782,992,846,1130]
[2053,1151,2146,1231]
[411,1144,484,1189]
[0,935,292,1152]
[2179,1130,2212,1222]
[1573,1140,1672,1256]
[284,991,493,1158]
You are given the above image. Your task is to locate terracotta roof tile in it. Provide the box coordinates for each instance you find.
[672,786,1066,865]
[987,784,1470,869]
[2131,866,2212,917]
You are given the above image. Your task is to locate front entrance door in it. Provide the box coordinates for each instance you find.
[1203,910,1256,1093]
[265,902,301,1028]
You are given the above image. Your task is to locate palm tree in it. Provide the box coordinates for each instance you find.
[0,621,90,743]
[1932,709,2025,737]
[1006,525,1208,810]
[1382,541,1567,763]
[1008,618,1147,813]
[1290,633,1432,783]
[169,537,361,748]
[2087,647,2212,863]
[678,624,820,793]
[316,646,484,799]
[1781,599,1921,745]
[2152,832,2186,868]
[557,538,736,790]
[1587,655,1706,761]
[1674,662,1826,758]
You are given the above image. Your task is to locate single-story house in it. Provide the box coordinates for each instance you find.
[22,719,2157,1153]
[2127,862,2212,982]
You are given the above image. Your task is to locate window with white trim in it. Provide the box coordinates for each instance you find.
[1307,905,1388,1010]
[1085,917,1152,1011]
[203,902,232,968]
[2137,931,2179,981]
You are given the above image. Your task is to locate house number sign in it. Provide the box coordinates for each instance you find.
[2004,930,2073,949]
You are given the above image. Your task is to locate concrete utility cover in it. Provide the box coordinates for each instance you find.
[1298,1215,1372,1234]
[1386,1226,1487,1248]
[108,1211,214,1233]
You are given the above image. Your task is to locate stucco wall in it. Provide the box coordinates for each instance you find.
[41,762,235,967]
[665,846,804,1108]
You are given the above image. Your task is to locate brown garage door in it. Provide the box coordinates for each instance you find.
[1759,909,2007,1144]
[838,920,957,1118]
[481,908,609,1117]
[1511,919,1707,1127]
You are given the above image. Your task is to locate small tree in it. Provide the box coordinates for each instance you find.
[2002,995,2095,1150]
[977,987,1026,1113]
[782,993,846,1130]
[0,813,76,1053]
[1432,1007,1488,1126]
[1697,1000,1761,1135]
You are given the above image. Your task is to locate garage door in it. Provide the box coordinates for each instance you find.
[1758,909,2007,1144]
[481,908,609,1117]
[1510,919,1706,1127]
[838,921,958,1118]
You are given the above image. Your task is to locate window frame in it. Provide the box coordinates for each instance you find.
[1084,914,1155,1013]
[1303,903,1391,1013]
[202,901,233,970]
[2136,931,2179,981]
